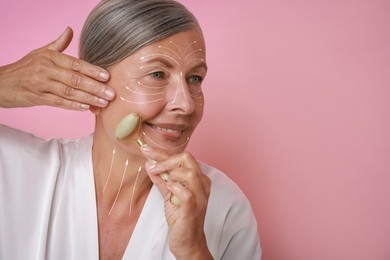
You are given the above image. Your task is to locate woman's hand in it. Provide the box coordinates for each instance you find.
[141,145,213,260]
[0,27,115,110]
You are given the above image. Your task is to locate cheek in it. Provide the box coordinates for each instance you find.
[136,102,165,121]
[192,106,204,129]
[118,79,166,108]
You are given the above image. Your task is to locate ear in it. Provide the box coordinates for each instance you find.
[89,106,102,115]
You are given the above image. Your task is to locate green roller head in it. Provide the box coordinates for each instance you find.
[115,113,140,139]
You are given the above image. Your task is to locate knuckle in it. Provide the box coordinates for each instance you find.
[63,86,74,97]
[181,151,194,161]
[53,96,65,106]
[181,192,194,204]
[70,59,81,71]
[187,170,197,180]
[70,73,82,87]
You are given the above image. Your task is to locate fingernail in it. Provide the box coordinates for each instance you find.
[99,71,109,80]
[141,144,151,152]
[148,158,157,165]
[104,89,115,99]
[80,104,90,110]
[98,98,108,105]
[160,173,169,182]
[146,161,156,169]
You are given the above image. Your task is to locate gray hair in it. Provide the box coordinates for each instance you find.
[79,0,201,68]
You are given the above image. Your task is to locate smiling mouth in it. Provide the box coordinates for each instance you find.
[154,126,183,134]
[146,122,185,137]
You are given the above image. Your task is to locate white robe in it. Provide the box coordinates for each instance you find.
[0,124,261,260]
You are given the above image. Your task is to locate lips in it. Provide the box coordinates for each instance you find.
[145,122,186,139]
[154,126,183,134]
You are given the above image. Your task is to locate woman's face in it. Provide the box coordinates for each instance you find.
[99,29,207,155]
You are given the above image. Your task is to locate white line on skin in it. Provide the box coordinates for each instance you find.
[121,40,204,106]
[125,86,164,95]
[128,166,142,216]
[140,54,180,65]
[155,41,203,107]
[108,159,128,216]
[171,71,190,110]
[185,57,204,66]
[184,49,203,61]
[156,45,181,60]
[119,96,163,104]
[118,40,204,149]
[168,40,197,56]
[142,131,190,150]
[136,81,165,89]
[104,156,143,217]
[102,149,116,192]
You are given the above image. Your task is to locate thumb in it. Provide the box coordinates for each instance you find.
[47,26,73,52]
[145,161,171,196]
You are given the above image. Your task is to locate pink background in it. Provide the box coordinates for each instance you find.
[1,0,389,259]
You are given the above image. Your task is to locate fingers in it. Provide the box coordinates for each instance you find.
[48,51,114,105]
[166,167,211,211]
[0,27,115,110]
[169,160,211,200]
[141,146,210,257]
[142,146,210,209]
[46,57,114,106]
[46,27,110,83]
[49,50,110,82]
[37,81,110,111]
[38,92,91,110]
[42,27,115,109]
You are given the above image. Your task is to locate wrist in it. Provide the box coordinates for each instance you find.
[173,240,213,260]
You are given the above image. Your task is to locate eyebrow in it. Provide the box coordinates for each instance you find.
[140,55,208,72]
[191,61,208,72]
[140,55,176,68]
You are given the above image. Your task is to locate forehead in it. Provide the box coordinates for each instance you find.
[135,29,206,59]
[108,29,206,74]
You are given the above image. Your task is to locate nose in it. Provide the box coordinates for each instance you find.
[167,73,196,114]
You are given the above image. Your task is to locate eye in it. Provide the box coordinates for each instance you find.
[150,71,164,79]
[188,75,203,84]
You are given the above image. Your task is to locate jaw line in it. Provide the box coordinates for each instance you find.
[142,131,190,150]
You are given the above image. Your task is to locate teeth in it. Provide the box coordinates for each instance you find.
[155,126,182,134]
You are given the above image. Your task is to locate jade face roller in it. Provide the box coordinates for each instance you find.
[115,113,181,206]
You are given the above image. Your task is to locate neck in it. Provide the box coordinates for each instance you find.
[92,128,152,219]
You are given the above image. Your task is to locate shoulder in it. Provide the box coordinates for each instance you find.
[0,124,60,161]
[0,124,91,170]
[0,123,52,145]
[0,124,91,149]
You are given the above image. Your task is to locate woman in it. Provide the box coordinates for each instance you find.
[0,0,261,259]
